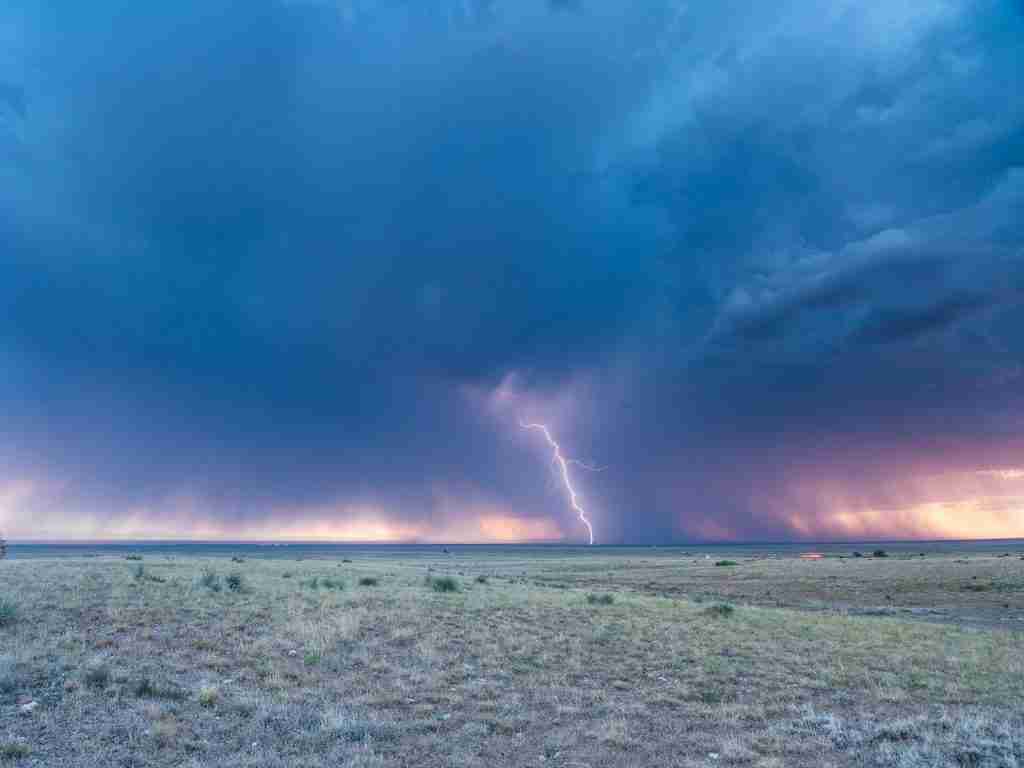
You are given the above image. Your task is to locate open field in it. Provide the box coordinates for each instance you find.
[2,545,1023,766]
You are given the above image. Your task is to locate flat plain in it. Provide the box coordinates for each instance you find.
[1,544,1023,767]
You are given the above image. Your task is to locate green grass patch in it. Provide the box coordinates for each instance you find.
[0,741,30,760]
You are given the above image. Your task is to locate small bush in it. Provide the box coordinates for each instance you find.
[341,558,353,563]
[586,593,615,605]
[475,575,489,584]
[873,549,888,558]
[427,575,460,593]
[322,577,344,590]
[714,560,738,567]
[197,568,221,592]
[226,572,245,592]
[0,599,17,627]
[125,554,143,561]
[302,577,320,590]
[282,572,293,579]
[83,659,111,688]
[197,684,219,707]
[358,577,379,587]
[134,677,186,701]
[704,603,735,618]
[231,556,245,564]
[132,563,146,581]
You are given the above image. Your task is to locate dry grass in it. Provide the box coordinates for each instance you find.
[0,550,1021,766]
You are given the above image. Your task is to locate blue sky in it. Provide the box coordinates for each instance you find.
[1,0,1023,542]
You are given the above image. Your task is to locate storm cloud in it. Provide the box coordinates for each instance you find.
[1,0,1023,542]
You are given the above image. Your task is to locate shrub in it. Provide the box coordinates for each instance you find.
[198,567,221,592]
[704,603,735,618]
[0,599,17,627]
[125,554,143,561]
[303,577,320,590]
[198,684,219,707]
[321,577,344,590]
[586,593,615,605]
[231,556,245,564]
[873,550,888,558]
[358,577,379,587]
[132,563,146,581]
[282,572,293,579]
[341,558,354,563]
[83,659,111,688]
[0,535,6,560]
[475,575,489,584]
[427,575,460,593]
[133,677,186,701]
[226,572,245,592]
[852,551,863,558]
[714,560,738,567]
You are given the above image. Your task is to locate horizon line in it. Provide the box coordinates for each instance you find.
[6,536,1024,546]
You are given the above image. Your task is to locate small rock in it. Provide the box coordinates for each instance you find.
[19,701,39,716]
[287,649,297,658]
[708,753,720,760]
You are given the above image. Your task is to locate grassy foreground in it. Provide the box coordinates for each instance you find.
[1,551,1022,767]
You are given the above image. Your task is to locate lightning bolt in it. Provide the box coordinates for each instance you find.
[520,421,596,545]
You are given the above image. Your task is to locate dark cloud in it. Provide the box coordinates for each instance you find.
[1,0,1023,541]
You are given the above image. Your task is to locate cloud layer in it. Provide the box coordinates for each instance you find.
[1,0,1022,541]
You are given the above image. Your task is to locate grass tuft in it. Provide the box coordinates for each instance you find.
[125,554,143,561]
[714,560,739,567]
[197,567,221,592]
[0,598,17,627]
[0,655,18,693]
[704,602,736,618]
[358,576,379,587]
[226,572,245,592]
[476,575,489,584]
[587,593,615,605]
